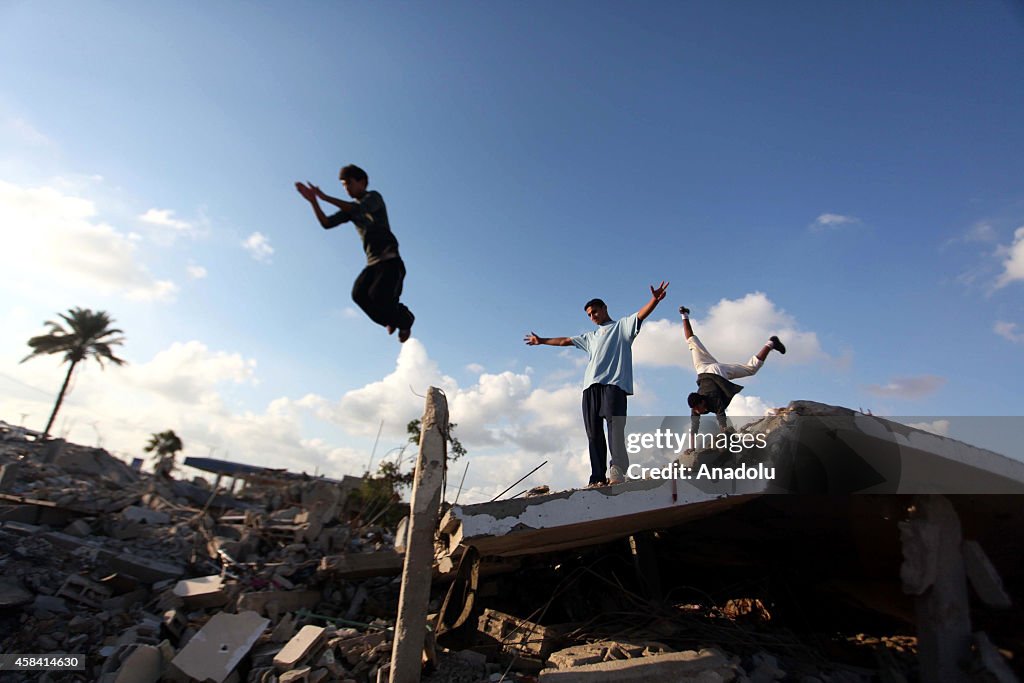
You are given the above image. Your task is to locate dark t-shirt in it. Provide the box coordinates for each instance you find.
[326,190,400,266]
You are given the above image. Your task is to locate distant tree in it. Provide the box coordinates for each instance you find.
[406,418,467,461]
[145,430,183,477]
[21,307,126,438]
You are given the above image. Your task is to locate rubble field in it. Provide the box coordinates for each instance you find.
[1,426,1021,682]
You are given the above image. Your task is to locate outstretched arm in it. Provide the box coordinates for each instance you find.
[295,181,353,229]
[637,281,669,322]
[524,332,573,347]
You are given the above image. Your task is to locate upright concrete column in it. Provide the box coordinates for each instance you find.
[389,387,448,683]
[899,495,972,683]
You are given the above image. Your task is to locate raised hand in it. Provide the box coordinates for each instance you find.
[650,281,670,301]
[295,181,314,200]
[524,331,540,346]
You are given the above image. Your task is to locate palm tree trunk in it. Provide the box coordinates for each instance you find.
[43,360,77,439]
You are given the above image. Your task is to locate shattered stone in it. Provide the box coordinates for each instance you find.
[170,610,270,683]
[274,625,326,670]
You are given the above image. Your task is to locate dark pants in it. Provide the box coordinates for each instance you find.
[582,383,628,484]
[351,258,414,330]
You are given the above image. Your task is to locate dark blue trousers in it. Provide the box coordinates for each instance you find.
[582,383,628,485]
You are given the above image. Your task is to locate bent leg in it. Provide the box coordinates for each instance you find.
[351,266,389,327]
[687,335,720,374]
[365,259,415,330]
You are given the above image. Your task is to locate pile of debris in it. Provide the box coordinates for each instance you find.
[0,433,408,682]
[2,409,1021,683]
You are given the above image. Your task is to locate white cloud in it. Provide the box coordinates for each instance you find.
[139,208,192,232]
[186,265,207,280]
[341,307,359,319]
[0,180,178,301]
[994,226,1024,289]
[865,375,946,399]
[633,292,826,369]
[465,363,485,374]
[316,340,457,439]
[122,341,257,406]
[994,321,1024,343]
[811,213,859,231]
[243,232,274,263]
[905,419,951,436]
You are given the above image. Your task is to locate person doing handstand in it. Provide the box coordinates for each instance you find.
[680,305,785,445]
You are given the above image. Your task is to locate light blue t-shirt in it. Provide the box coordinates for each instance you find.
[571,312,642,395]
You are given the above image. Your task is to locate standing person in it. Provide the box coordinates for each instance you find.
[296,165,415,342]
[524,283,669,487]
[679,305,785,445]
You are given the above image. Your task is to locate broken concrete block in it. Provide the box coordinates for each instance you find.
[173,574,228,609]
[163,609,188,641]
[0,580,33,608]
[279,667,312,683]
[64,518,92,537]
[31,594,70,615]
[271,612,297,643]
[237,589,321,616]
[273,625,326,670]
[113,643,162,683]
[170,610,269,683]
[318,550,404,579]
[478,608,557,658]
[123,506,171,525]
[106,551,184,583]
[58,574,113,608]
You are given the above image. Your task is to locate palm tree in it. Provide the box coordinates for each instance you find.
[145,430,183,476]
[21,307,126,438]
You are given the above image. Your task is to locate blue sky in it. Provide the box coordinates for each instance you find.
[2,2,1023,499]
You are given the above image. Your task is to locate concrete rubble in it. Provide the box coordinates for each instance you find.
[2,402,1023,682]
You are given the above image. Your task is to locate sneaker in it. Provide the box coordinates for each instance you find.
[769,335,786,354]
[585,480,608,489]
[678,305,690,316]
[607,465,626,485]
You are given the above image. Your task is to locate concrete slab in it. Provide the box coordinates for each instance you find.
[318,550,404,578]
[273,625,325,670]
[170,610,269,683]
[173,575,228,608]
[538,648,735,682]
[439,403,1024,563]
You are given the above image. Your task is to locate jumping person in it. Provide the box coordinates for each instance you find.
[524,283,669,487]
[680,305,785,446]
[296,165,415,342]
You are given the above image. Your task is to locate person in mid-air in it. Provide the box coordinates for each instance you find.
[296,164,415,342]
[679,304,785,444]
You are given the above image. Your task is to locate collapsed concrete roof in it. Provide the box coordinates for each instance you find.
[438,401,1024,562]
